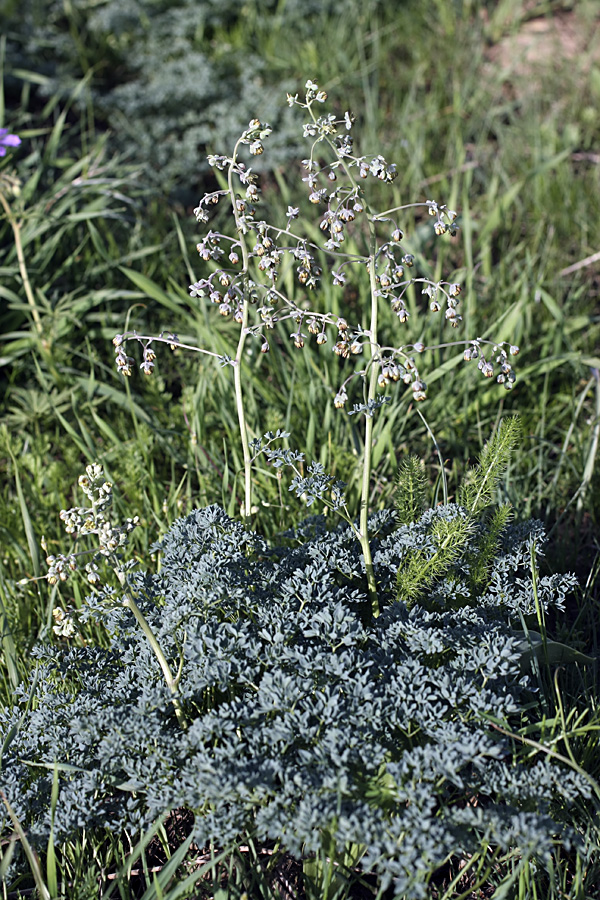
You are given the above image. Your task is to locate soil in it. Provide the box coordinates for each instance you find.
[482,2,600,91]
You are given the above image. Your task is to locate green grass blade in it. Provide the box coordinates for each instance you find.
[46,763,60,896]
[139,832,194,900]
[0,570,20,692]
[119,267,185,315]
[0,790,51,900]
[8,451,40,578]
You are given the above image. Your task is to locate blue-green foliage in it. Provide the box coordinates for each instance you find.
[0,506,586,897]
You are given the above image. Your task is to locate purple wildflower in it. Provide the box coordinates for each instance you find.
[0,129,21,156]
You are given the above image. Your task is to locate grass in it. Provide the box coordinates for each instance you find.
[1,0,599,895]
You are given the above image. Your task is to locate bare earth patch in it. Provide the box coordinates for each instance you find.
[484,4,600,88]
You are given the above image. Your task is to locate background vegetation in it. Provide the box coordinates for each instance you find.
[1,0,599,896]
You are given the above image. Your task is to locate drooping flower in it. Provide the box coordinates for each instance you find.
[0,128,21,156]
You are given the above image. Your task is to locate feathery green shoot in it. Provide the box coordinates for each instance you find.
[457,416,521,516]
[396,511,475,608]
[395,455,428,525]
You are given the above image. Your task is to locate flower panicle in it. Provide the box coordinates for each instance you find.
[43,464,139,588]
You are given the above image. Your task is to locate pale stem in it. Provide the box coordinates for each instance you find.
[0,190,43,336]
[314,119,381,615]
[233,298,252,519]
[227,141,253,520]
[114,566,188,730]
[358,245,381,616]
[121,333,225,360]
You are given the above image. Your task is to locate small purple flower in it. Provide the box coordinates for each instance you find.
[0,128,21,157]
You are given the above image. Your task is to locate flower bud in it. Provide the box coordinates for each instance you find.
[334,388,348,409]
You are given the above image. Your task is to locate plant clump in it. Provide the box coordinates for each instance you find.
[0,485,589,897]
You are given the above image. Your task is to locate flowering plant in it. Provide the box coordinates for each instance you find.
[6,84,596,900]
[114,80,518,615]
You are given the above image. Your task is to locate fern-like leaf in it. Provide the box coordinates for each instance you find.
[396,512,475,608]
[457,416,521,516]
[468,503,513,591]
[395,455,427,525]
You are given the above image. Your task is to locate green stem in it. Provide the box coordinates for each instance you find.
[0,190,43,337]
[314,112,381,616]
[227,143,253,520]
[115,568,187,730]
[358,249,381,616]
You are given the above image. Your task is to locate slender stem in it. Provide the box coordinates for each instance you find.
[0,190,43,336]
[121,332,225,360]
[227,143,253,520]
[358,246,381,616]
[234,298,252,519]
[312,109,381,616]
[486,718,600,803]
[416,408,448,505]
[372,201,431,219]
[115,567,188,730]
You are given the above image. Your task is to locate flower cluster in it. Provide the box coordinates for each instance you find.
[45,464,139,586]
[113,332,135,376]
[45,553,77,585]
[52,607,77,638]
[113,81,519,414]
[113,331,178,376]
[464,340,519,387]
